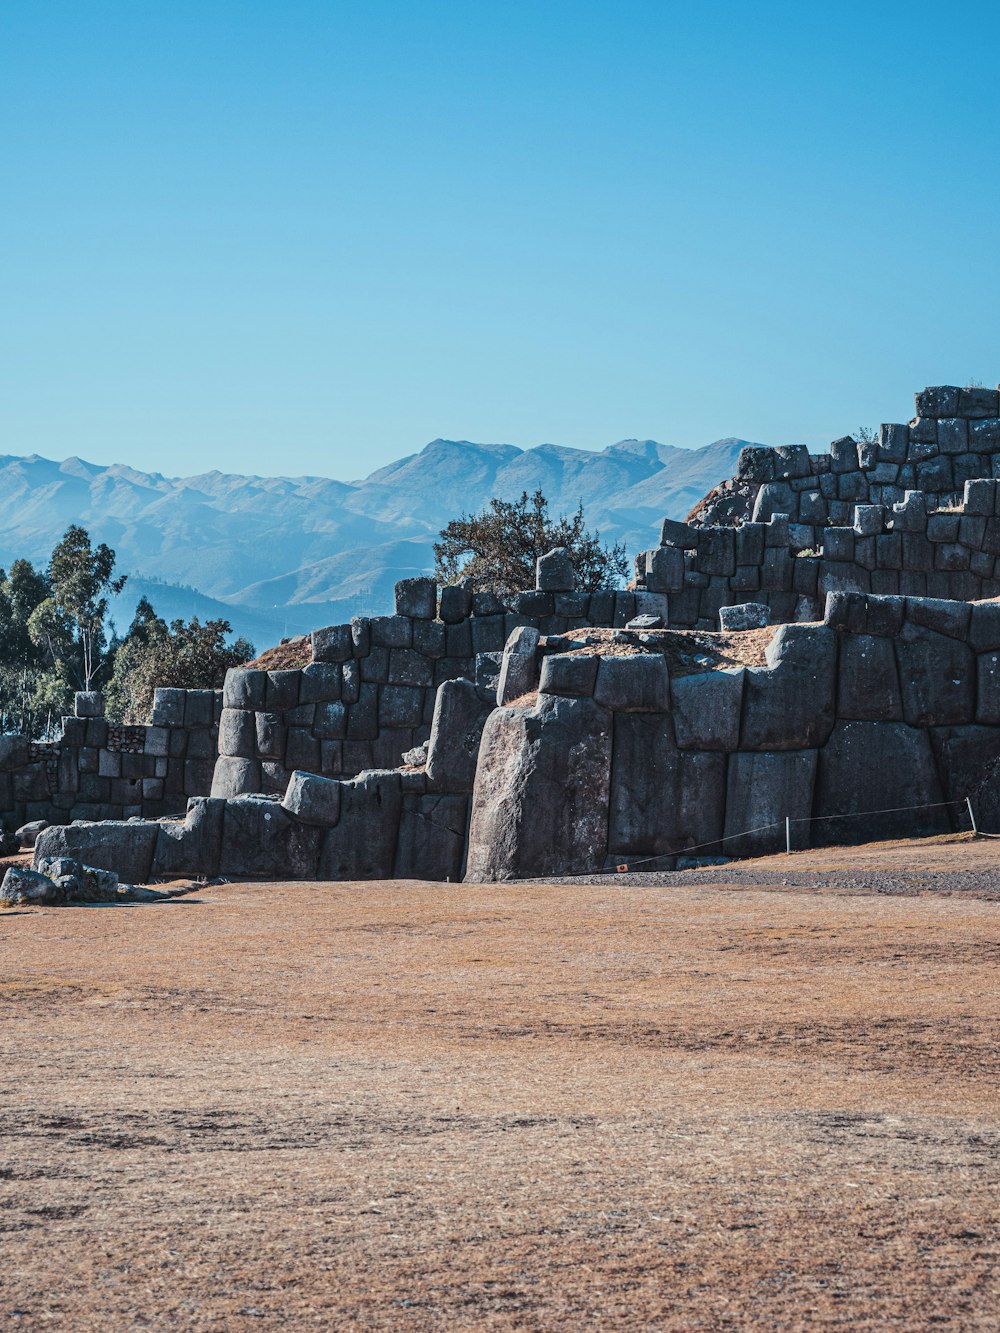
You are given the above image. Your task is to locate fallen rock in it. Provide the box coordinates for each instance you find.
[1,865,60,906]
[15,819,49,849]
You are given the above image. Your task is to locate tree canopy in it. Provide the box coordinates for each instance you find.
[0,526,253,735]
[106,599,254,724]
[433,489,627,595]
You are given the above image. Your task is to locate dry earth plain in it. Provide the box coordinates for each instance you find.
[1,835,998,1330]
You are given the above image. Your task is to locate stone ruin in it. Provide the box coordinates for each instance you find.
[9,380,1000,890]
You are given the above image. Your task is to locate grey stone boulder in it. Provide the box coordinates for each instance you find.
[33,820,160,884]
[426,680,492,793]
[439,578,474,624]
[608,713,725,857]
[535,547,576,592]
[837,634,902,721]
[465,695,612,881]
[624,613,663,631]
[659,518,699,549]
[15,819,48,849]
[895,623,974,727]
[496,626,540,705]
[218,795,323,879]
[311,623,354,663]
[719,602,769,632]
[317,771,403,879]
[670,668,744,750]
[223,669,267,711]
[394,793,468,880]
[152,798,226,878]
[1,865,61,906]
[593,654,670,712]
[281,771,342,827]
[298,662,342,705]
[814,720,947,843]
[402,742,429,767]
[538,653,600,699]
[151,687,186,727]
[74,691,104,718]
[723,750,818,857]
[211,756,262,799]
[930,725,1000,813]
[740,624,837,750]
[218,708,256,758]
[394,577,437,620]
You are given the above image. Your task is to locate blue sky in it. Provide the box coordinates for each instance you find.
[2,0,999,479]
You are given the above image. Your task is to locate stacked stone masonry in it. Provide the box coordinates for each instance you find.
[634,478,1000,630]
[211,576,670,795]
[38,590,1000,884]
[0,687,221,832]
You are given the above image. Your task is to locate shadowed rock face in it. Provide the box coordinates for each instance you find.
[465,695,612,882]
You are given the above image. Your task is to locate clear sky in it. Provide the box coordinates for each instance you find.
[3,0,999,479]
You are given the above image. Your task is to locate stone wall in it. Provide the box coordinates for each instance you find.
[634,478,1000,630]
[464,590,1000,879]
[211,576,663,794]
[0,687,221,832]
[41,591,1000,883]
[692,382,1000,534]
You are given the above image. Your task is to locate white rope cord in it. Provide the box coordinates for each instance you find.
[612,797,972,874]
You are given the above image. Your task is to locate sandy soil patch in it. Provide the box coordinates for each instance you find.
[0,848,998,1328]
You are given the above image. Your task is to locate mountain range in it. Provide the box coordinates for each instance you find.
[0,435,753,648]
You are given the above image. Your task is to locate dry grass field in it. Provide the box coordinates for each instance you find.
[1,834,998,1329]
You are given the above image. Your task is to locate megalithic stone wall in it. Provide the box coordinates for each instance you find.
[633,479,1000,630]
[0,687,222,833]
[210,577,664,796]
[45,589,1000,885]
[464,589,1000,879]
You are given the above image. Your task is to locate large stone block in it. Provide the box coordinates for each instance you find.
[538,653,600,699]
[496,626,540,705]
[265,670,301,712]
[645,544,685,592]
[255,712,286,761]
[281,771,342,826]
[608,713,725,857]
[837,634,902,720]
[929,725,1000,809]
[740,624,837,750]
[593,654,670,712]
[465,695,612,881]
[670,668,744,750]
[317,771,403,879]
[33,820,159,884]
[659,518,699,549]
[151,688,186,727]
[379,685,424,728]
[210,755,261,798]
[311,624,354,663]
[298,662,341,705]
[223,669,267,710]
[895,623,974,727]
[218,708,255,759]
[814,720,947,843]
[916,386,960,418]
[439,579,474,624]
[723,750,817,856]
[751,482,795,523]
[152,797,225,878]
[219,795,322,879]
[394,793,468,880]
[535,546,575,592]
[388,648,434,688]
[958,386,1000,419]
[425,679,493,793]
[394,577,437,620]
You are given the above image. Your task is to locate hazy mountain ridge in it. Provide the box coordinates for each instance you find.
[0,436,754,646]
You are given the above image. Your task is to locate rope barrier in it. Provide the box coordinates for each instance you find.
[612,795,977,875]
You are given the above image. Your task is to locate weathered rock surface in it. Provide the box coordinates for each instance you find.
[670,669,744,750]
[280,771,342,827]
[741,625,837,749]
[465,695,612,881]
[814,720,947,842]
[33,820,160,884]
[317,771,403,880]
[723,750,818,856]
[425,680,492,793]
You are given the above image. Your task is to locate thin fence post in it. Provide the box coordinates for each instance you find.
[967,796,978,836]
[785,816,791,855]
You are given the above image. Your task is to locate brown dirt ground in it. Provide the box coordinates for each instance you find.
[1,837,998,1329]
[245,638,313,671]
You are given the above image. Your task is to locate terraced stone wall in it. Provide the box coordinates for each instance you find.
[634,479,1000,630]
[0,688,221,832]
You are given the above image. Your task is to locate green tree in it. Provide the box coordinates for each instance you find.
[0,559,55,734]
[107,604,254,723]
[434,489,627,595]
[28,525,127,692]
